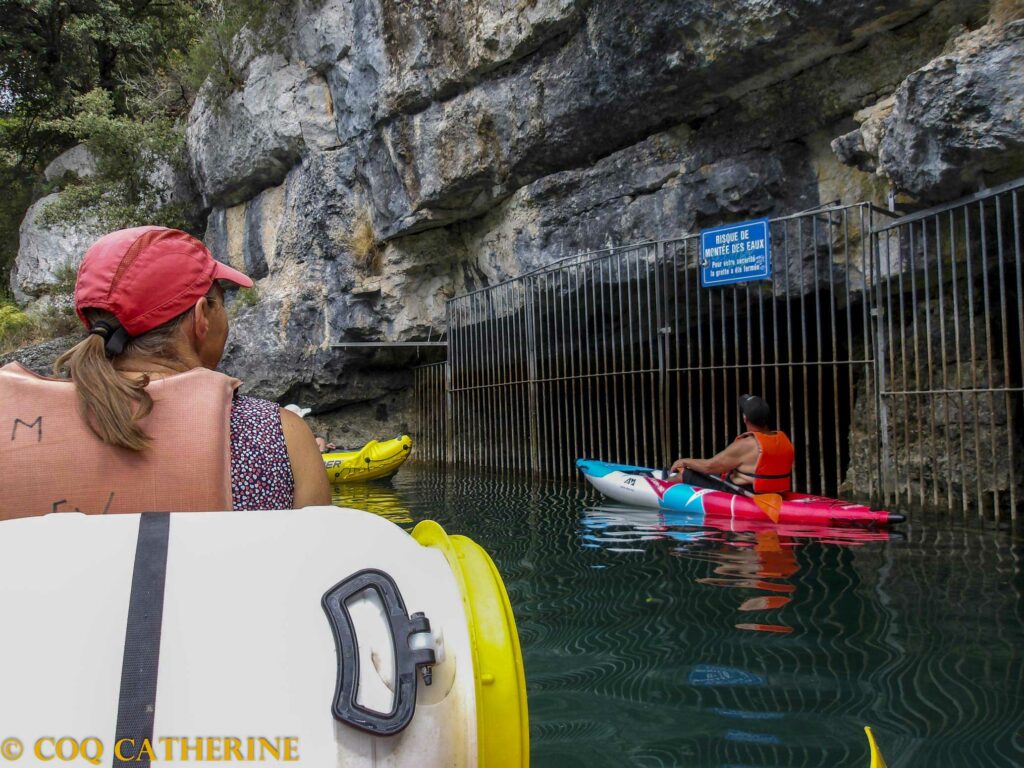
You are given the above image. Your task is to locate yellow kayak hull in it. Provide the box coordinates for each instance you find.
[323,435,413,484]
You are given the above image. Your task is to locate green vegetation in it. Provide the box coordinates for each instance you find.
[347,205,382,272]
[229,285,261,316]
[38,89,192,232]
[0,298,79,355]
[0,0,287,303]
[0,302,33,346]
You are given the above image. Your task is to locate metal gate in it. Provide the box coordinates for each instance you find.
[872,180,1023,521]
[443,203,889,498]
[417,180,1024,520]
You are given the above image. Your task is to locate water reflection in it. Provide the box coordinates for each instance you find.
[581,505,903,637]
[330,469,1024,767]
[331,481,415,526]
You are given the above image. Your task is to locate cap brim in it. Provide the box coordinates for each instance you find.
[212,260,254,288]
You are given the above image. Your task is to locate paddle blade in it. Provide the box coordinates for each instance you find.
[864,726,887,768]
[753,493,783,523]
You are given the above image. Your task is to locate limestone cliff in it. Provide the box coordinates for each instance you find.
[11,0,1023,445]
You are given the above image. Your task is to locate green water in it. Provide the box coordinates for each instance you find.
[333,468,1024,768]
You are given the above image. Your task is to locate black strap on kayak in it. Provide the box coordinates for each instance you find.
[113,512,170,768]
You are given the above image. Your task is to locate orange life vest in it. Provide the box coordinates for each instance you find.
[732,430,795,493]
[0,362,240,520]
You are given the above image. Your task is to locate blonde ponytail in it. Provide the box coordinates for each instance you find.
[55,330,154,451]
[54,302,201,451]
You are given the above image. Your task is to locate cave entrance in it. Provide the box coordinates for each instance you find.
[416,178,1024,521]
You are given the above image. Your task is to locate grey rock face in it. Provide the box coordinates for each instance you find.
[187,53,340,208]
[189,0,966,236]
[43,145,97,183]
[0,335,80,374]
[834,18,1024,201]
[10,195,102,304]
[159,0,1012,474]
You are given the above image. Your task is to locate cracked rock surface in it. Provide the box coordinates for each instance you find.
[15,0,1022,447]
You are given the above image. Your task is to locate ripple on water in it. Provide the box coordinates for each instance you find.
[336,467,1024,768]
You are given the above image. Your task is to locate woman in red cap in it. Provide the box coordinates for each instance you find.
[0,226,330,518]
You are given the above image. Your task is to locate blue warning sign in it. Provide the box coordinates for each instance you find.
[700,218,771,287]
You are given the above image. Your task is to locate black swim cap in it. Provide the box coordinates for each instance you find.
[738,394,771,427]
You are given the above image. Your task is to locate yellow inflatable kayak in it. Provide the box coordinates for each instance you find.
[323,435,413,484]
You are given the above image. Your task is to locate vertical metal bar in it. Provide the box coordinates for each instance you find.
[675,240,684,460]
[468,296,477,473]
[473,295,483,470]
[783,222,797,489]
[935,212,952,512]
[798,219,813,492]
[708,279,718,460]
[556,265,569,477]
[489,293,497,472]
[573,264,581,479]
[600,259,612,462]
[921,218,939,510]
[907,221,925,510]
[595,256,604,465]
[450,301,458,468]
[510,283,521,472]
[719,277,728,454]
[500,288,509,472]
[812,213,826,494]
[995,194,1015,521]
[937,210,950,512]
[1011,190,1023,522]
[757,248,767,402]
[543,272,555,477]
[744,281,753,400]
[876,216,894,507]
[655,241,670,466]
[843,209,856,495]
[858,206,874,499]
[497,287,506,471]
[623,251,638,466]
[696,238,707,459]
[679,240,690,459]
[450,300,460,468]
[979,198,998,520]
[526,277,540,477]
[481,293,491,471]
[467,296,475,471]
[964,204,983,516]
[496,289,503,471]
[646,246,659,466]
[895,223,911,506]
[536,275,548,476]
[949,209,968,514]
[773,225,783,475]
[829,212,841,495]
[580,261,593,462]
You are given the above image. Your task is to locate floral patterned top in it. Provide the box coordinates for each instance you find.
[229,395,294,510]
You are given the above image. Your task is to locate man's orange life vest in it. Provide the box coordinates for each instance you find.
[732,430,795,493]
[0,362,240,520]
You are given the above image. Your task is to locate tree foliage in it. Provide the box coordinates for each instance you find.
[39,88,191,231]
[0,0,284,300]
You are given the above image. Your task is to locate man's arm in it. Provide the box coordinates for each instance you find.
[671,437,755,476]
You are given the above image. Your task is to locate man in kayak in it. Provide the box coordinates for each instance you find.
[669,394,795,494]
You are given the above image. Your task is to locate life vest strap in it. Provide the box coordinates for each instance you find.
[734,469,793,480]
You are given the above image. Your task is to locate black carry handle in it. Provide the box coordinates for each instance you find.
[321,569,436,736]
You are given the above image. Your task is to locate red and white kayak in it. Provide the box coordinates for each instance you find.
[577,459,904,527]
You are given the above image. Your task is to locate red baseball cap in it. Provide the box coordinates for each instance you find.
[75,226,253,336]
